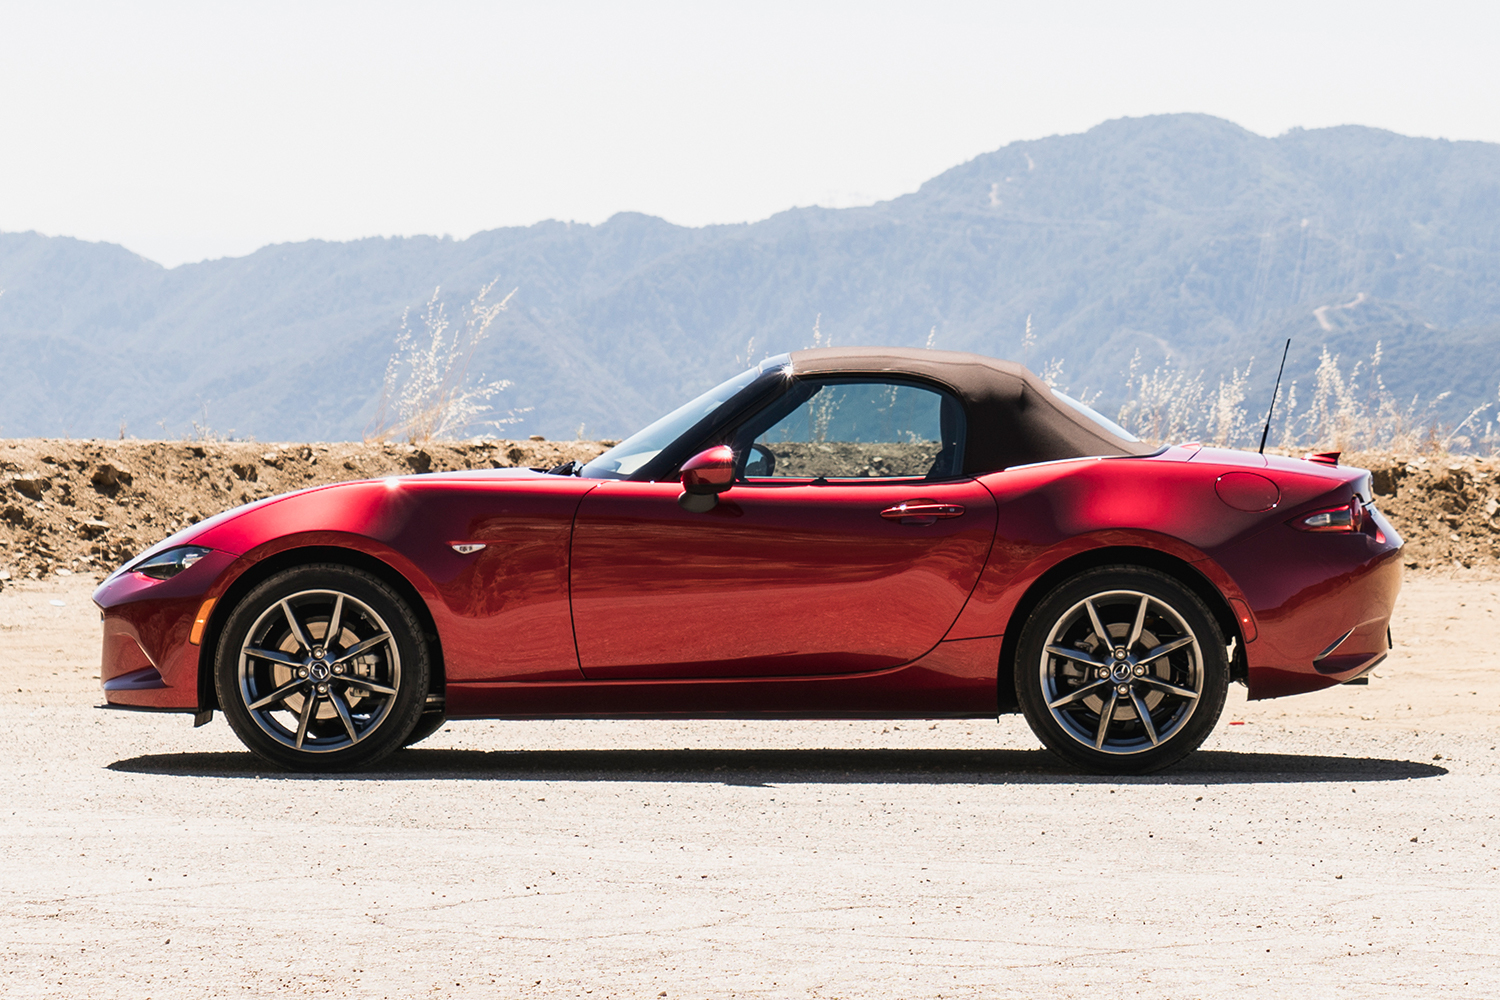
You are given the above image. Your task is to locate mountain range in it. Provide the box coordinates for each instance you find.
[3,112,1499,443]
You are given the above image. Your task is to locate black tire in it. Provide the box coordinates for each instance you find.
[400,709,448,749]
[214,564,430,771]
[1015,565,1228,774]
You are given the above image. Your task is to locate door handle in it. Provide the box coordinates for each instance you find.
[880,501,965,524]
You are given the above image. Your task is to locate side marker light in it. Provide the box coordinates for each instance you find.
[189,599,216,645]
[1228,598,1257,642]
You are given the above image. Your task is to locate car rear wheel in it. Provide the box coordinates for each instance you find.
[214,564,429,771]
[1015,566,1228,774]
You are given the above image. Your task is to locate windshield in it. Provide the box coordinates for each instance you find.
[1051,389,1141,443]
[581,366,763,479]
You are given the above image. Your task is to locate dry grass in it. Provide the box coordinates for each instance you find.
[367,279,526,445]
[359,291,1492,459]
[1111,344,1500,456]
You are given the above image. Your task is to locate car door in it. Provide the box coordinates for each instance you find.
[569,377,998,680]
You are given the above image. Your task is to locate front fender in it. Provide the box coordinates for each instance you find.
[192,477,594,688]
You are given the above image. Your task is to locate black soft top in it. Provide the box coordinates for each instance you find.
[789,347,1154,474]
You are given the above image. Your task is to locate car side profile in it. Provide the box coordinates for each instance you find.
[95,348,1403,773]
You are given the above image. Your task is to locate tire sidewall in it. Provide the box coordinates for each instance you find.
[400,710,448,749]
[1015,565,1229,774]
[214,563,429,771]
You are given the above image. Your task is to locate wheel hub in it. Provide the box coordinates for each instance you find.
[1039,588,1205,756]
[236,587,403,754]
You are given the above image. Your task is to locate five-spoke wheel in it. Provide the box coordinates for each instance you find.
[215,564,429,770]
[1016,566,1228,773]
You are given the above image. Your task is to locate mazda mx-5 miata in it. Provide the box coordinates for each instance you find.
[95,348,1403,773]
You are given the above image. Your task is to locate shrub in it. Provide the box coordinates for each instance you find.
[368,279,527,444]
[1113,344,1500,456]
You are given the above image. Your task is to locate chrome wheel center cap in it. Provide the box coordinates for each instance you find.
[1111,662,1133,682]
[309,661,331,682]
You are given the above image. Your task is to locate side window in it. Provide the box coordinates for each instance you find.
[735,379,964,480]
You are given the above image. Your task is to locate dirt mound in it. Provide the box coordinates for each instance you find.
[0,440,1494,586]
[0,438,608,583]
[1345,451,1500,571]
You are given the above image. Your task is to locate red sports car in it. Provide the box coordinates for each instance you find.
[95,348,1403,773]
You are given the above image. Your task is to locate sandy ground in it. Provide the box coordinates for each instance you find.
[1,573,1498,998]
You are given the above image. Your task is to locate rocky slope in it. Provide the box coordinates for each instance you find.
[0,439,1494,588]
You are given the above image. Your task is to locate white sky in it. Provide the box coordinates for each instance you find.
[3,0,1498,268]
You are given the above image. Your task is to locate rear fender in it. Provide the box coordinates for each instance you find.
[950,535,1248,713]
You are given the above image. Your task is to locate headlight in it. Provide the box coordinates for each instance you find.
[132,546,212,580]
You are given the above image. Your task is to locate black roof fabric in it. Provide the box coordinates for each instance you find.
[788,347,1153,474]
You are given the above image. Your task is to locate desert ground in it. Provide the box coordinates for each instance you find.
[1,568,1497,999]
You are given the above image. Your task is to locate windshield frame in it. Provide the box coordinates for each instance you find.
[580,354,792,481]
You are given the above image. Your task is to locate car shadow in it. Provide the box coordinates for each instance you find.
[107,747,1449,784]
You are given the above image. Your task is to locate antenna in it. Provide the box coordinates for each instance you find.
[1258,338,1292,454]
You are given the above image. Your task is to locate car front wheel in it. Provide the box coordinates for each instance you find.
[214,564,430,771]
[1015,566,1228,774]
[401,709,447,748]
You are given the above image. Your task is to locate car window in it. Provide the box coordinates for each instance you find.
[1051,388,1141,443]
[734,379,964,480]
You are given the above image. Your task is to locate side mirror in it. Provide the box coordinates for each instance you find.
[678,445,735,512]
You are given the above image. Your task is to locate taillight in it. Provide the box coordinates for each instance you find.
[1292,497,1366,533]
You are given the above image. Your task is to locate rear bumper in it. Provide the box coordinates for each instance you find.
[1218,506,1403,700]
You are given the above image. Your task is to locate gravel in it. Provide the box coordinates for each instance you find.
[1,572,1498,997]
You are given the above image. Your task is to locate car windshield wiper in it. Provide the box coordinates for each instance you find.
[546,461,580,476]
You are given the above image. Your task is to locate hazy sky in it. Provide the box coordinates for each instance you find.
[3,0,1497,267]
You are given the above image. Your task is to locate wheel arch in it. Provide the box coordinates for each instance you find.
[995,546,1247,713]
[196,545,445,713]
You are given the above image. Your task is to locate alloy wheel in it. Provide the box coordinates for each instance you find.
[1038,588,1205,756]
[235,588,403,753]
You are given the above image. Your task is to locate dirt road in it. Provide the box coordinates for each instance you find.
[1,573,1497,998]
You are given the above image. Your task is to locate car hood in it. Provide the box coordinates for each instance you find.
[405,467,559,483]
[104,467,562,580]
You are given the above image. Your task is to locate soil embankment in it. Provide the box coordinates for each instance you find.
[0,439,1495,583]
[1342,450,1500,569]
[0,438,608,582]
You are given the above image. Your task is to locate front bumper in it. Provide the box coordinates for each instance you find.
[94,548,240,711]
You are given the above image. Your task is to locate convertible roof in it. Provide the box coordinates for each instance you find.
[788,347,1154,474]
